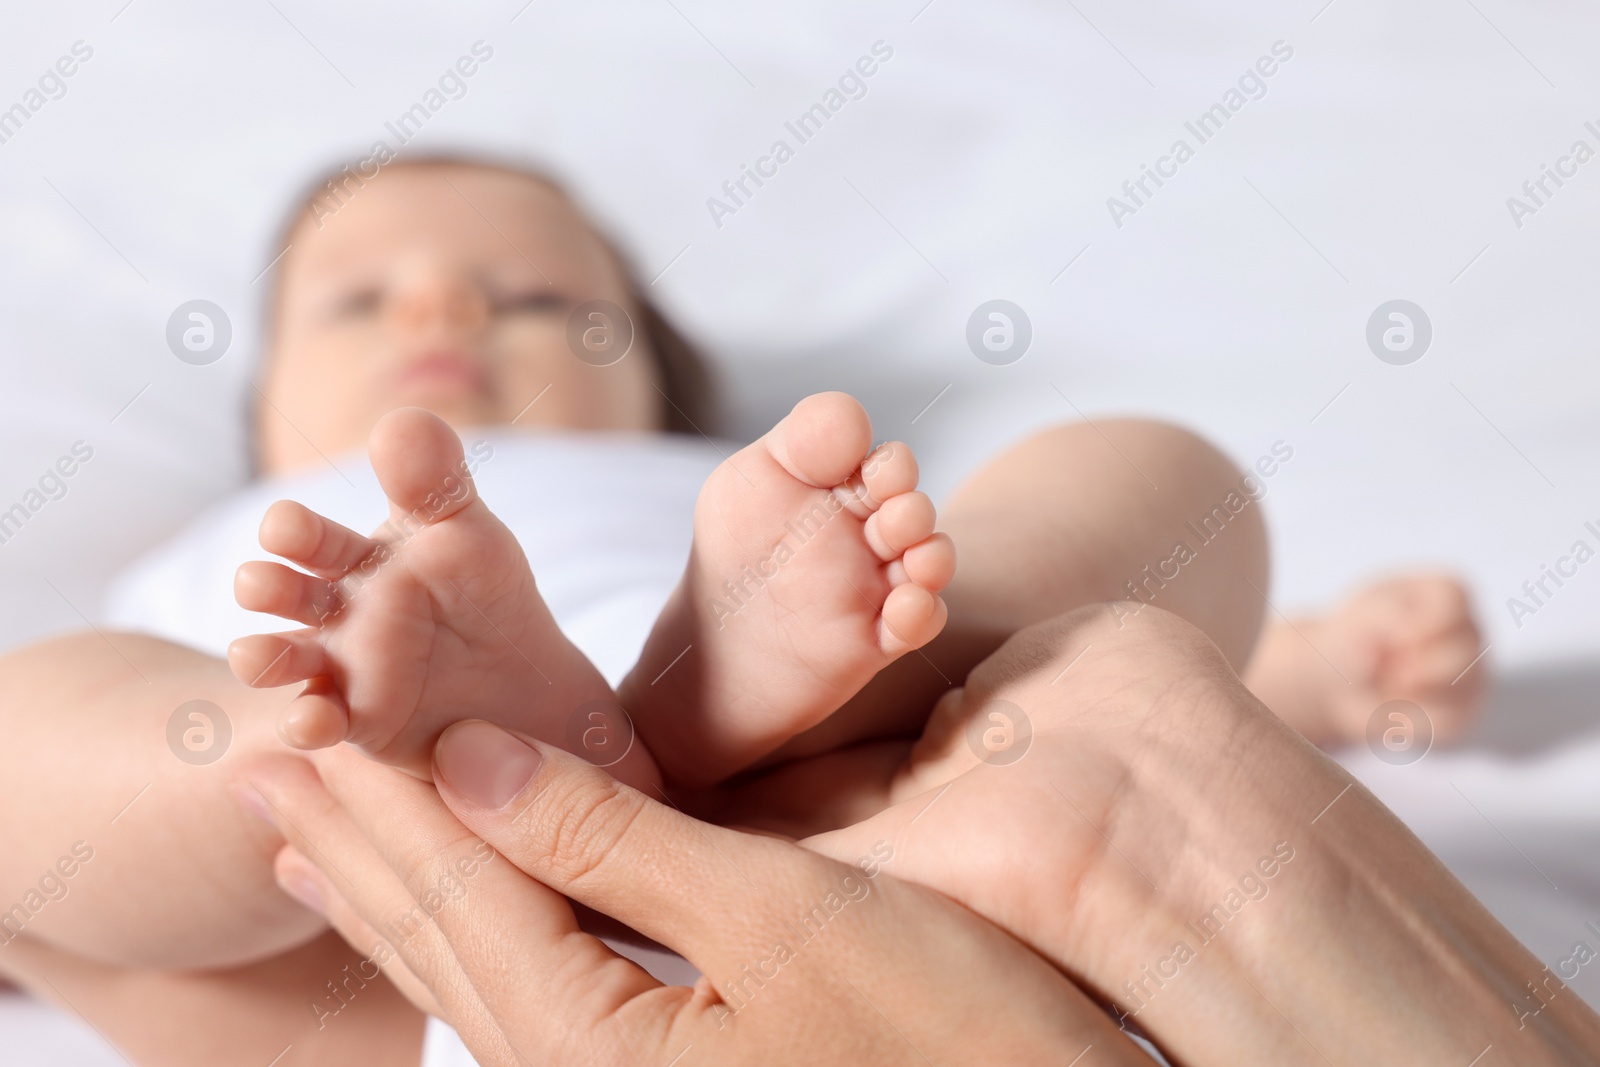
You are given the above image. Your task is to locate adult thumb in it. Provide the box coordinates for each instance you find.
[432,719,813,978]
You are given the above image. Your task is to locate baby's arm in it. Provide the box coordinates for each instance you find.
[0,630,321,970]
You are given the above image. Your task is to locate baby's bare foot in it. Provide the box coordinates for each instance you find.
[228,407,658,787]
[1244,574,1488,747]
[624,392,955,787]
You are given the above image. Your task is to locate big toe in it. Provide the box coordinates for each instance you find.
[765,392,874,488]
[369,407,476,521]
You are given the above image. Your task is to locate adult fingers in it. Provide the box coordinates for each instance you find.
[300,744,689,1066]
[694,740,914,839]
[239,755,526,1066]
[271,844,442,1017]
[426,722,1147,1065]
[431,720,837,980]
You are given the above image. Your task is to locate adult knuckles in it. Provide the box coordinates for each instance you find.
[543,967,698,1067]
[524,773,651,891]
[395,826,493,907]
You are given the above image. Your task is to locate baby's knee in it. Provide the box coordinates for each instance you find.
[968,601,1235,696]
[1017,417,1240,480]
[1036,599,1224,656]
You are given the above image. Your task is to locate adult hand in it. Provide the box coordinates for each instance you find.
[709,604,1600,1067]
[242,722,1150,1066]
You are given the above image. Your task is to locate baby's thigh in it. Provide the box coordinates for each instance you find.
[0,928,425,1066]
[958,601,1241,722]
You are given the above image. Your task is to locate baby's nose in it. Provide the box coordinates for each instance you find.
[390,281,489,335]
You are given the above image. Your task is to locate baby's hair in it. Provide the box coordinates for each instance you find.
[254,151,716,458]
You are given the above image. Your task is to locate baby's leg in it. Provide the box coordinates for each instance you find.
[776,418,1270,757]
[785,420,1486,753]
[0,928,423,1066]
[937,418,1270,665]
[0,631,322,970]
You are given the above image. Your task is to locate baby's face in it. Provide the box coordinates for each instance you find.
[258,164,661,474]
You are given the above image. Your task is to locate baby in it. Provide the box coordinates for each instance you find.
[230,156,1485,784]
[0,155,1486,1064]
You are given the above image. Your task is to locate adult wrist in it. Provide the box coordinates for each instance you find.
[1091,684,1600,1064]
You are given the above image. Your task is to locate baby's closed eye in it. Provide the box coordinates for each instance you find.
[489,289,567,315]
[328,285,383,319]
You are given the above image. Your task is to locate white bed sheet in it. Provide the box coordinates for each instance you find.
[0,995,124,1067]
[3,1,1599,1062]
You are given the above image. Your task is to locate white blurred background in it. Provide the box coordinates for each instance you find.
[3,0,1600,1059]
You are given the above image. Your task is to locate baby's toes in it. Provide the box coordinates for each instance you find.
[899,533,957,593]
[227,631,331,689]
[368,407,478,523]
[235,560,341,627]
[260,500,377,579]
[864,491,937,561]
[278,679,351,750]
[764,392,874,489]
[859,440,920,506]
[878,583,947,656]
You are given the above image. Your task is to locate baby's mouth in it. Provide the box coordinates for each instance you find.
[394,350,491,396]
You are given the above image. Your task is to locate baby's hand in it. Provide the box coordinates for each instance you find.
[228,407,659,789]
